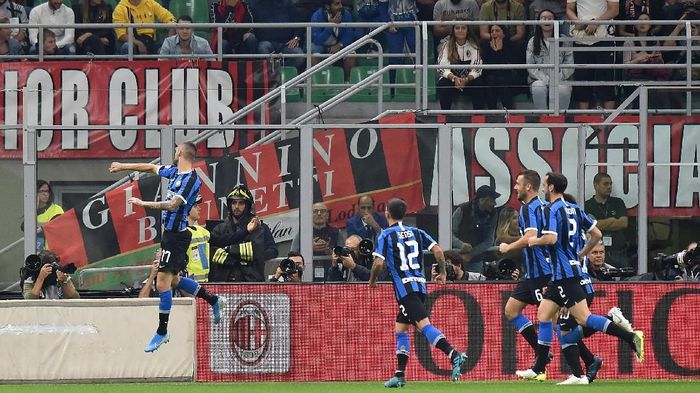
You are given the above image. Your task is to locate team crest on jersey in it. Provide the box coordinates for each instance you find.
[175,180,181,188]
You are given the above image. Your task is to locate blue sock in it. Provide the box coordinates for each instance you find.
[420,324,446,346]
[159,289,172,314]
[537,321,553,345]
[559,327,582,347]
[511,314,532,333]
[157,289,172,335]
[176,277,200,296]
[396,332,410,356]
[586,314,611,333]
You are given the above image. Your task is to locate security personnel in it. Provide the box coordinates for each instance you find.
[186,195,210,283]
[209,185,278,282]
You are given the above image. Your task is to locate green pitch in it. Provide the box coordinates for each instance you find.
[0,381,699,393]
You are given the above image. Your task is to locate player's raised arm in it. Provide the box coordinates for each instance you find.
[109,162,160,175]
[129,195,184,212]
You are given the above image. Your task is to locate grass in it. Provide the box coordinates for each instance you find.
[0,381,699,393]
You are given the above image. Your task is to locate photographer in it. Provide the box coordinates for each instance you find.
[636,241,700,281]
[586,242,617,282]
[327,235,381,282]
[21,250,79,300]
[431,250,486,282]
[270,252,304,282]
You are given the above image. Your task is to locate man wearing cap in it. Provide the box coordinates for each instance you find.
[451,185,501,273]
[209,184,278,282]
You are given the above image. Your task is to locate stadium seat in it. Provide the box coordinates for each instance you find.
[348,66,390,102]
[393,68,436,102]
[311,66,344,103]
[280,66,302,103]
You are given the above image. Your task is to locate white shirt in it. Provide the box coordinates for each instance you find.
[437,40,483,80]
[28,3,75,48]
[567,0,618,21]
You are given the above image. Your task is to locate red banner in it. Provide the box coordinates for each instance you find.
[196,283,700,381]
[0,60,272,159]
[43,114,425,267]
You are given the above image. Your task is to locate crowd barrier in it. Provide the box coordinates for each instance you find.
[0,298,195,382]
[197,283,700,382]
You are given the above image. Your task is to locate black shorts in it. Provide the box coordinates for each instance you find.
[396,292,429,325]
[159,229,192,274]
[543,278,588,308]
[510,275,551,305]
[558,293,595,331]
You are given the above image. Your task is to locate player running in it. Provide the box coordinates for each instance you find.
[369,198,467,387]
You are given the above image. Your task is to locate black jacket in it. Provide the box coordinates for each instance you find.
[209,214,278,282]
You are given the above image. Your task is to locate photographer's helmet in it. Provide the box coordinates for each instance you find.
[227,184,254,214]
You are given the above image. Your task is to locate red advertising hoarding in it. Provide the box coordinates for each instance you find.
[196,283,700,382]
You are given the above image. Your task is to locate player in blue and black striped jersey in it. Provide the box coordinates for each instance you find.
[519,173,644,385]
[498,170,552,358]
[109,142,223,353]
[369,198,467,388]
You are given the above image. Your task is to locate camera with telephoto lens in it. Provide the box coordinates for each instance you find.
[483,258,517,280]
[358,238,374,256]
[649,244,700,280]
[20,251,77,289]
[333,246,352,258]
[599,266,636,279]
[279,258,303,280]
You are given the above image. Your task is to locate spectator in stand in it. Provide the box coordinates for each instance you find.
[452,185,501,273]
[310,0,356,81]
[290,201,345,255]
[249,0,304,70]
[417,0,438,21]
[39,28,57,55]
[113,0,175,55]
[622,13,673,108]
[659,0,684,38]
[159,15,213,57]
[210,0,258,55]
[616,0,661,37]
[665,8,700,82]
[28,0,75,55]
[383,0,418,82]
[494,206,523,267]
[72,0,114,56]
[530,0,567,22]
[480,24,518,109]
[0,0,29,50]
[432,0,480,45]
[584,172,630,269]
[566,0,619,110]
[478,0,527,43]
[346,194,389,242]
[0,16,23,58]
[527,9,574,110]
[436,19,485,110]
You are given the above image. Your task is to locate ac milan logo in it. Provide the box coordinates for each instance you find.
[230,301,271,366]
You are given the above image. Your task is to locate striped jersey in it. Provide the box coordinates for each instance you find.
[580,257,595,295]
[541,198,597,280]
[519,196,551,279]
[373,221,437,301]
[158,165,201,232]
